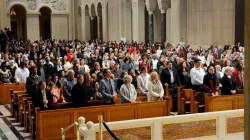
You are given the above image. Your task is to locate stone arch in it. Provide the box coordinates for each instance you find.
[39,6,52,40]
[90,3,96,17]
[9,4,27,41]
[36,4,53,13]
[7,2,28,15]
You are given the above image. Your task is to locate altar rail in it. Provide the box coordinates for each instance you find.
[36,100,170,140]
[92,109,244,140]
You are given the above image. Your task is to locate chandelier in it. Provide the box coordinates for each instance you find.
[10,8,16,16]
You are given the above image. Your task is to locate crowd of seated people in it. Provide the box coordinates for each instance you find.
[0,39,245,112]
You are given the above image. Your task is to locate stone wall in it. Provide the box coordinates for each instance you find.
[187,0,236,46]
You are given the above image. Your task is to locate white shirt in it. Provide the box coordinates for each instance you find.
[15,67,30,83]
[169,69,174,84]
[190,67,205,85]
[137,74,150,95]
[152,59,158,70]
[156,50,162,57]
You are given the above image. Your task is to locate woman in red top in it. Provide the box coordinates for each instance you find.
[140,56,150,72]
[67,49,76,62]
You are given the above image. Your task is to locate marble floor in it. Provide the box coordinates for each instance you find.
[0,105,34,140]
[0,105,245,140]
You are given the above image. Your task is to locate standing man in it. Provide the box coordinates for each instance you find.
[15,62,29,83]
[190,58,206,91]
[63,70,77,102]
[160,62,181,112]
[26,66,42,97]
[100,69,117,105]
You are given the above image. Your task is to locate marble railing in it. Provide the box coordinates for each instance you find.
[89,109,244,140]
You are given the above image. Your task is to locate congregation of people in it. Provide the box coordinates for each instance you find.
[0,36,245,112]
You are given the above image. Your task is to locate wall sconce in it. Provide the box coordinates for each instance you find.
[10,8,16,16]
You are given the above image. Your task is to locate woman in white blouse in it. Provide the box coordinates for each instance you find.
[120,75,137,104]
[148,72,164,102]
[102,55,110,69]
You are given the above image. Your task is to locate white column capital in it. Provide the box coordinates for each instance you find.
[149,10,154,15]
[161,9,166,13]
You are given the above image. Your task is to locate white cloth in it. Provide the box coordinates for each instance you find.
[15,68,30,83]
[148,81,164,102]
[169,69,174,84]
[156,50,162,57]
[190,67,206,85]
[152,59,158,70]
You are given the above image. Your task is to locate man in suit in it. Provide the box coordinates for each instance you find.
[100,69,117,105]
[160,61,181,112]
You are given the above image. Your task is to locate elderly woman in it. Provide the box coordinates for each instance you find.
[148,72,164,102]
[221,67,237,95]
[119,75,137,104]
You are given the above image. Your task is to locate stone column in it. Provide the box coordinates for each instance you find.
[161,9,166,43]
[132,0,145,42]
[245,0,250,139]
[97,16,102,40]
[171,0,181,45]
[102,7,108,41]
[148,10,154,45]
[90,17,95,40]
[0,0,7,30]
[26,14,40,42]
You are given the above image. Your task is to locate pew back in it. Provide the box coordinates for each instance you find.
[36,100,170,140]
[0,83,26,104]
[205,93,244,112]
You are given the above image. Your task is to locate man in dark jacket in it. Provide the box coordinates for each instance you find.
[160,61,181,112]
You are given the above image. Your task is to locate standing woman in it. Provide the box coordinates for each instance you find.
[0,63,11,83]
[148,72,164,102]
[119,75,137,104]
[94,73,104,100]
[203,66,219,96]
[71,74,88,107]
[221,67,237,95]
[52,75,65,103]
[83,73,95,101]
[32,81,53,110]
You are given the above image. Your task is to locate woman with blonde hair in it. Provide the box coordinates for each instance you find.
[148,72,164,102]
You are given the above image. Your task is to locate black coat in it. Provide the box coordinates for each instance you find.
[71,83,88,107]
[32,89,53,110]
[221,75,237,95]
[178,68,192,88]
[160,68,180,86]
[203,73,219,94]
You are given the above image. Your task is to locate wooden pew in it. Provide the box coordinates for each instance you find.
[28,102,36,137]
[0,83,26,104]
[36,100,170,140]
[177,87,198,114]
[205,93,244,112]
[18,95,29,126]
[13,91,26,121]
[22,97,32,132]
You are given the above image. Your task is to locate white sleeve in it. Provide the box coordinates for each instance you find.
[15,69,20,82]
